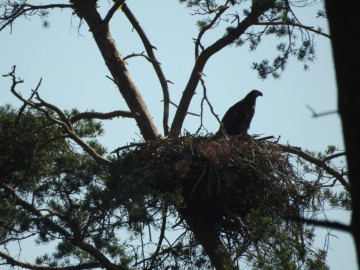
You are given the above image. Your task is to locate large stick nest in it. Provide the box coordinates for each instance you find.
[112,135,319,232]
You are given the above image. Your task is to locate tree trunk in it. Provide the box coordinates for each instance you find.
[179,207,237,270]
[71,0,159,140]
[325,1,360,268]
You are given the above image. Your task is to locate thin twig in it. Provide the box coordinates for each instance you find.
[169,100,200,117]
[306,105,338,118]
[195,6,229,58]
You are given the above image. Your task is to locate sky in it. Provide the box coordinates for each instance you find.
[0,0,357,269]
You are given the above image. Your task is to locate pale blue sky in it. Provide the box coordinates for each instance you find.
[0,0,356,269]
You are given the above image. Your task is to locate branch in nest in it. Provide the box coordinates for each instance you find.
[110,142,147,157]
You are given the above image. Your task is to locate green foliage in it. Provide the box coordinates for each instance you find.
[66,109,105,139]
[323,189,351,210]
[0,104,65,190]
[107,150,184,233]
[180,0,321,79]
[0,105,131,268]
[245,210,330,270]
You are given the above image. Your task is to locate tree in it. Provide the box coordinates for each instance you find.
[325,1,360,267]
[0,1,351,269]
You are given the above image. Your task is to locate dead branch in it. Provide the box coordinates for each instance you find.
[169,100,200,117]
[15,77,42,124]
[306,105,338,118]
[149,205,168,270]
[277,143,349,191]
[110,142,146,157]
[196,76,222,135]
[323,152,346,162]
[121,2,170,136]
[69,110,134,123]
[123,51,160,64]
[4,67,112,167]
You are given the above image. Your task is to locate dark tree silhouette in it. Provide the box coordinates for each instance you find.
[325,1,360,267]
[0,1,351,270]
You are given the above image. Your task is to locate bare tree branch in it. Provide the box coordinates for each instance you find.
[196,76,222,135]
[288,216,351,233]
[255,21,330,38]
[3,67,112,167]
[123,51,160,64]
[169,1,275,138]
[71,0,159,140]
[277,143,349,191]
[169,100,200,117]
[195,5,229,58]
[70,110,134,123]
[121,2,170,136]
[15,77,42,124]
[149,205,168,270]
[306,105,338,118]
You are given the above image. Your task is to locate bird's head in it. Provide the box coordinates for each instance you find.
[248,89,263,98]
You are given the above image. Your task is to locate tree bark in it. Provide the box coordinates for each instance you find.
[325,1,360,268]
[71,0,159,140]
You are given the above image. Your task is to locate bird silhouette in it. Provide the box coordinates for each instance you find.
[216,90,263,137]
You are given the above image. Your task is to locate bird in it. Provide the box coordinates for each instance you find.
[215,89,263,137]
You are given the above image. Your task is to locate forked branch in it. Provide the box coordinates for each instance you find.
[169,1,275,138]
